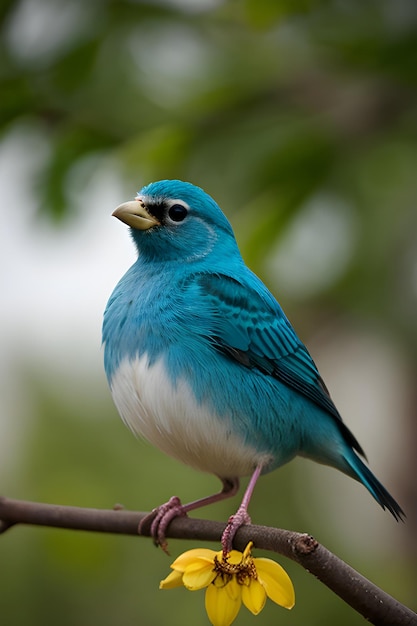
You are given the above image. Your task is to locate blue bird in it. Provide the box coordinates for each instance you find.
[103,179,404,554]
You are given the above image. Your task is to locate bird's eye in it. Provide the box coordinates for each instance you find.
[168,203,188,222]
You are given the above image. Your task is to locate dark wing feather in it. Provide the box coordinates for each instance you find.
[196,272,365,457]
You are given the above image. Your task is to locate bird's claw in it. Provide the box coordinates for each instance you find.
[221,505,252,556]
[138,496,187,554]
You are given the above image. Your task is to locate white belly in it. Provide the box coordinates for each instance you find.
[109,355,269,477]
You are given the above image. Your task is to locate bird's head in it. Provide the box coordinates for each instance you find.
[113,180,238,264]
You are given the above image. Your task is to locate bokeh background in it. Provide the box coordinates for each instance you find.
[1,0,416,624]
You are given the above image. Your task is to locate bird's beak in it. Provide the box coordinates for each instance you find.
[112,199,160,230]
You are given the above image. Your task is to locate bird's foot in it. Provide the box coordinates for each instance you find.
[138,496,187,554]
[221,505,252,556]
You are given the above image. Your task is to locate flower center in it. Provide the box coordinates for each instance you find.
[213,553,258,586]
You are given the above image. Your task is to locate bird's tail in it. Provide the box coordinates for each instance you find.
[344,450,405,521]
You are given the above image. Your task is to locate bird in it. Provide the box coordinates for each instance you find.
[102,179,404,555]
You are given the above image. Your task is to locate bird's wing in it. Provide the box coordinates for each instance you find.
[194,272,364,456]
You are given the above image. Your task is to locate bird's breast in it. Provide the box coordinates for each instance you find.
[109,354,271,478]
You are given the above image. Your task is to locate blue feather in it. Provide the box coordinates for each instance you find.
[103,179,404,527]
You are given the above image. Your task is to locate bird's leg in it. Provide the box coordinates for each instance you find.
[221,464,262,556]
[139,477,240,553]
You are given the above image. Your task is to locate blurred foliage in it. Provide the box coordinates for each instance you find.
[1,0,416,341]
[1,0,416,625]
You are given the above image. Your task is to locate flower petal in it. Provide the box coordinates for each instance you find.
[223,550,244,565]
[255,557,295,609]
[241,579,266,615]
[170,548,216,572]
[205,581,242,626]
[242,542,254,559]
[223,575,240,602]
[183,561,216,590]
[159,570,184,589]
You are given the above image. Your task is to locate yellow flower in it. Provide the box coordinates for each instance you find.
[160,542,295,626]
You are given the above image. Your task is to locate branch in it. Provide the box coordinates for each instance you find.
[0,497,415,626]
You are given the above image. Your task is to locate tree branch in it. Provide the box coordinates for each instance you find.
[0,496,415,625]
